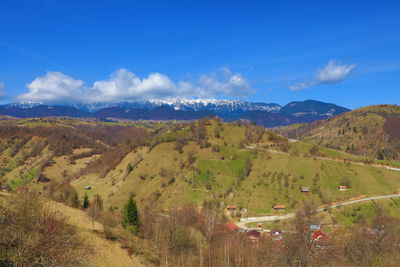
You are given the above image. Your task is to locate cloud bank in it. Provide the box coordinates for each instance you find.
[18,68,254,103]
[288,60,356,91]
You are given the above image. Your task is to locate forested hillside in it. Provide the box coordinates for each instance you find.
[278,105,400,161]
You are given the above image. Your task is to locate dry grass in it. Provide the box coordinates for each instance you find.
[44,199,147,267]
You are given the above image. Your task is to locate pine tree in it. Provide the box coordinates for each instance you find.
[82,193,89,209]
[121,195,140,234]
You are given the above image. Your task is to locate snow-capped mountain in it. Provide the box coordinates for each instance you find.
[69,99,282,113]
[0,99,350,127]
[10,99,281,113]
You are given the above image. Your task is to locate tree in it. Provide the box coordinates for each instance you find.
[122,195,140,234]
[87,194,103,231]
[82,193,89,209]
[101,207,120,239]
[245,158,252,177]
[127,163,133,174]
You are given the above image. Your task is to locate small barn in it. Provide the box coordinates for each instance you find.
[1,185,10,192]
[273,205,286,210]
[227,205,237,211]
[301,186,310,193]
[338,185,347,191]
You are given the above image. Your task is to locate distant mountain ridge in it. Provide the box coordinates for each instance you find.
[0,99,350,127]
[8,99,282,113]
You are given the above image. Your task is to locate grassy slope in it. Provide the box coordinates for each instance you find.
[64,120,400,216]
[2,118,400,217]
[49,201,146,267]
[0,192,146,267]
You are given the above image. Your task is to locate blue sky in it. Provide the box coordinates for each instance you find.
[0,0,399,109]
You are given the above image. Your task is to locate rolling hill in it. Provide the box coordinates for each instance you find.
[1,116,399,217]
[277,105,400,162]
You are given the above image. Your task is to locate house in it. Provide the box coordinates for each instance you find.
[85,186,92,190]
[301,186,310,193]
[247,229,261,242]
[225,222,239,231]
[338,185,347,191]
[218,156,225,160]
[257,223,263,229]
[312,230,328,242]
[270,228,283,241]
[242,208,248,213]
[1,185,10,192]
[273,205,286,210]
[227,205,237,211]
[310,223,321,231]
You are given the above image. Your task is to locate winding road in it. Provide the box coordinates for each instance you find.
[237,193,400,228]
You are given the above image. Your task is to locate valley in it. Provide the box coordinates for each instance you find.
[1,109,400,266]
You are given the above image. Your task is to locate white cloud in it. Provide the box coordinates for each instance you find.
[288,60,356,91]
[18,68,254,103]
[197,67,253,97]
[90,69,178,102]
[19,72,85,102]
[0,82,5,99]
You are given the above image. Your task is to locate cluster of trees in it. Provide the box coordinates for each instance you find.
[0,124,147,159]
[73,124,147,146]
[4,190,400,266]
[136,203,400,266]
[190,118,210,148]
[76,143,140,178]
[46,180,80,207]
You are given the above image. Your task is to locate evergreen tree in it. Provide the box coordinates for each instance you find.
[82,193,89,209]
[121,195,140,234]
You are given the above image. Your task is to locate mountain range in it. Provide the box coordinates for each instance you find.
[0,99,350,127]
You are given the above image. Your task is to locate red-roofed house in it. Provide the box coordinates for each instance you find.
[312,230,328,242]
[226,222,239,231]
[247,229,261,242]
